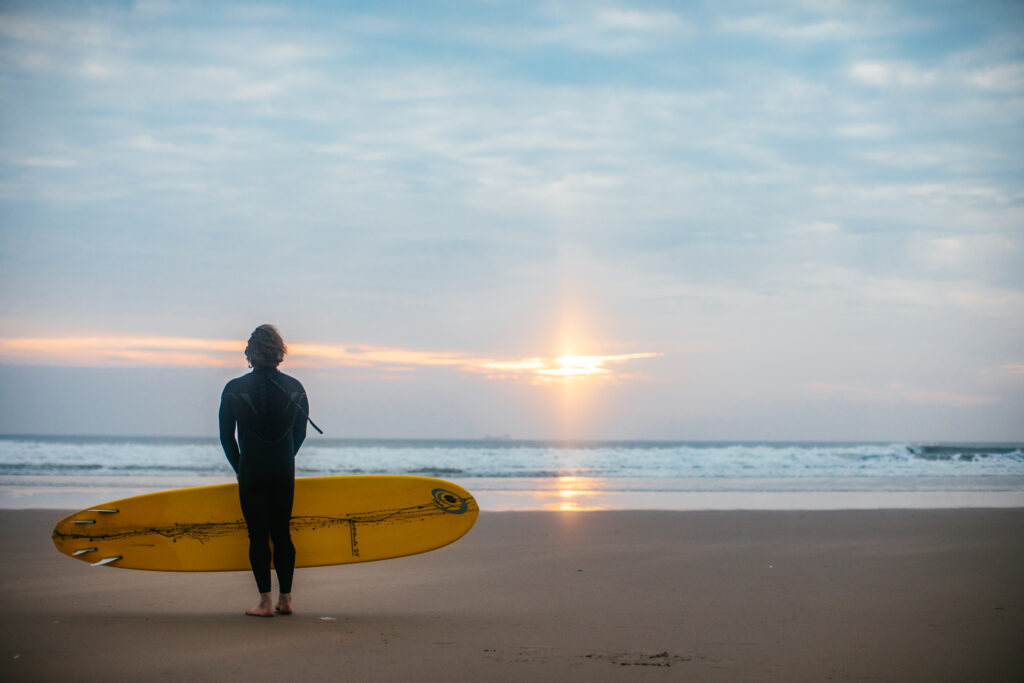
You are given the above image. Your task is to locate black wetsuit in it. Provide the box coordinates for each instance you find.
[219,368,308,594]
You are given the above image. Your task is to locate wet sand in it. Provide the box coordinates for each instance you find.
[2,509,1022,681]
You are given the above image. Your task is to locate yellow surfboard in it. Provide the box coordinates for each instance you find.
[52,476,479,571]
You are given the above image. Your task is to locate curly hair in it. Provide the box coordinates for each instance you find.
[244,324,287,369]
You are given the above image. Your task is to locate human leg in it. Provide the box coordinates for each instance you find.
[238,475,275,616]
[268,466,296,612]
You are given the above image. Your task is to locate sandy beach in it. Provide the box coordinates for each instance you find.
[2,508,1022,682]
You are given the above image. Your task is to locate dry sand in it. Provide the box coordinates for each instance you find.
[2,509,1022,682]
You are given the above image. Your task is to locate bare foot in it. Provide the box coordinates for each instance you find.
[275,593,293,615]
[246,592,274,617]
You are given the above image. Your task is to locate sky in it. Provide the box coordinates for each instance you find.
[0,0,1022,441]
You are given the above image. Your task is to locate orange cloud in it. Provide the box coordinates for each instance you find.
[289,343,469,370]
[0,336,660,382]
[0,336,243,367]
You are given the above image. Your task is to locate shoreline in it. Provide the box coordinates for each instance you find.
[3,474,1023,511]
[4,508,1022,681]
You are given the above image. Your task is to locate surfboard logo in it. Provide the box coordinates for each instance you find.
[431,488,469,514]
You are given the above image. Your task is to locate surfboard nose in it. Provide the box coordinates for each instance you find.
[431,487,472,514]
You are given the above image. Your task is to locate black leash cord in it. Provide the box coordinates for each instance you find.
[268,376,324,434]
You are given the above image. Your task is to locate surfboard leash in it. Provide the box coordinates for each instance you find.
[267,376,324,434]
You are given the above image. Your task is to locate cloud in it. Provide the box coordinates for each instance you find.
[593,9,686,33]
[716,1,919,43]
[721,15,854,40]
[78,60,118,79]
[788,221,841,235]
[784,264,1024,313]
[849,58,1024,94]
[835,123,895,139]
[908,232,1020,274]
[806,382,1002,407]
[848,61,938,88]
[856,143,1002,172]
[476,353,662,383]
[0,336,661,384]
[529,5,690,53]
[0,337,243,368]
[0,13,120,50]
[10,156,80,168]
[811,181,1015,207]
[968,62,1024,92]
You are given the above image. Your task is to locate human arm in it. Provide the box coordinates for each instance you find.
[292,390,308,454]
[218,390,240,473]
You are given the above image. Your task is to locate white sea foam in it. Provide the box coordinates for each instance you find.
[2,437,1022,510]
[1,437,1021,480]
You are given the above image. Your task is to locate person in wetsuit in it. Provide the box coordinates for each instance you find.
[219,324,308,617]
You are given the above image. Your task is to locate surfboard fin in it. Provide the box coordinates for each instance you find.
[91,556,122,567]
[72,548,97,556]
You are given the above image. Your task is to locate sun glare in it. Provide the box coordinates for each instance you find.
[538,355,608,377]
[528,353,661,382]
[550,476,604,511]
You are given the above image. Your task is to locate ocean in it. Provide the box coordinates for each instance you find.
[2,435,1022,510]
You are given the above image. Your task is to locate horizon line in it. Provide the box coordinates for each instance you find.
[2,433,1020,446]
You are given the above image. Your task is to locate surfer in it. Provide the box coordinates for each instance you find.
[219,324,309,617]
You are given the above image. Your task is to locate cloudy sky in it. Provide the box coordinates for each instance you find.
[1,0,1022,440]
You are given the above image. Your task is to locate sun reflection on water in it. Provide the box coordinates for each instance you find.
[551,476,605,511]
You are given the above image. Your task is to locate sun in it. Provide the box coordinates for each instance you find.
[535,354,608,379]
